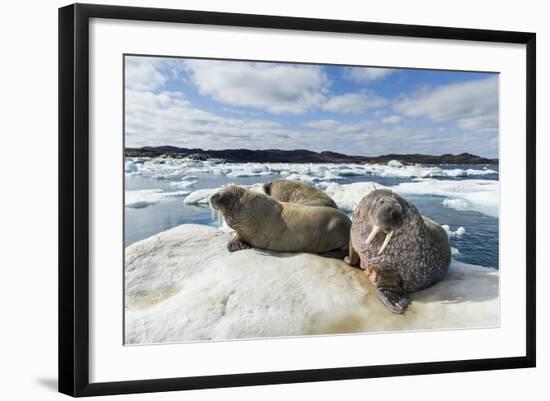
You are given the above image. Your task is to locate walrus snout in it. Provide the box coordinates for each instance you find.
[376,202,403,231]
[364,193,404,255]
[209,191,225,209]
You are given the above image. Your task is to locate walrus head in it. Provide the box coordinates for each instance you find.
[361,189,405,255]
[208,185,246,225]
[209,185,280,230]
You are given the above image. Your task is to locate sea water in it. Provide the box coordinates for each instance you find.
[124,158,499,269]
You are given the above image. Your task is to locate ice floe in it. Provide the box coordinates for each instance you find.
[125,161,138,173]
[442,225,466,238]
[178,178,498,219]
[125,157,498,181]
[125,224,499,344]
[169,178,198,189]
[322,181,384,211]
[125,189,190,209]
[393,179,499,218]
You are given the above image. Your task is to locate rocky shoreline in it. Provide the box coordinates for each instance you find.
[125,146,498,165]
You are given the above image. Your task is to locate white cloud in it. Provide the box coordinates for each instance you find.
[125,57,167,91]
[184,60,328,115]
[302,120,341,130]
[393,76,499,132]
[322,92,388,114]
[382,115,402,124]
[125,89,293,149]
[344,67,394,82]
[124,56,498,157]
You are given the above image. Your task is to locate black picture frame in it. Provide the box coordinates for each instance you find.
[59,3,536,397]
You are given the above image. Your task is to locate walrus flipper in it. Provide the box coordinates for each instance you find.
[375,269,411,314]
[227,235,252,252]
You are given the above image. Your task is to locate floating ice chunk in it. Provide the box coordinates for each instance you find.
[126,157,497,183]
[394,179,499,218]
[442,225,466,238]
[284,173,317,185]
[442,198,469,210]
[387,160,403,167]
[125,224,498,344]
[226,163,273,177]
[169,179,198,189]
[184,188,220,205]
[323,182,385,211]
[125,189,190,209]
[451,247,460,256]
[125,161,138,173]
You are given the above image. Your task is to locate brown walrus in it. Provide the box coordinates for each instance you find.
[209,185,351,254]
[263,179,338,208]
[346,189,451,314]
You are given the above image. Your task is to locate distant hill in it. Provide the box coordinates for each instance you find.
[125,146,498,165]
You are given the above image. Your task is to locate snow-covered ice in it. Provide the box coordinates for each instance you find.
[442,198,469,210]
[183,188,219,205]
[125,161,138,173]
[179,178,498,218]
[125,157,498,181]
[393,179,499,218]
[387,159,403,167]
[323,181,384,211]
[169,178,198,189]
[125,189,190,209]
[442,225,466,238]
[125,224,499,344]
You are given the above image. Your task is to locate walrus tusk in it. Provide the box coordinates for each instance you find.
[378,230,394,255]
[208,197,216,221]
[218,210,224,228]
[365,225,380,245]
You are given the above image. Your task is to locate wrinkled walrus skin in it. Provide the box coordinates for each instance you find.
[346,189,451,314]
[263,179,338,208]
[209,185,351,254]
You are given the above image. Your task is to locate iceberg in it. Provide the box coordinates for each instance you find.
[125,189,191,209]
[125,224,499,344]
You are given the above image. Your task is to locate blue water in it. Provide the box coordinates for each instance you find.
[125,163,499,269]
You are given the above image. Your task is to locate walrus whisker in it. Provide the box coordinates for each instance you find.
[365,225,380,245]
[378,230,394,255]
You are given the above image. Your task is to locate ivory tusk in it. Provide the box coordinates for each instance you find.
[208,197,215,221]
[378,230,394,255]
[365,225,380,245]
[218,210,223,227]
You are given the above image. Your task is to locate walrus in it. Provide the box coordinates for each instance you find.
[346,189,451,314]
[209,185,351,254]
[263,179,338,208]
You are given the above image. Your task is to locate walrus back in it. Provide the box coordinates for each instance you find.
[278,203,351,253]
[265,179,338,209]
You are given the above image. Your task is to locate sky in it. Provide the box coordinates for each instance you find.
[124,55,499,158]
